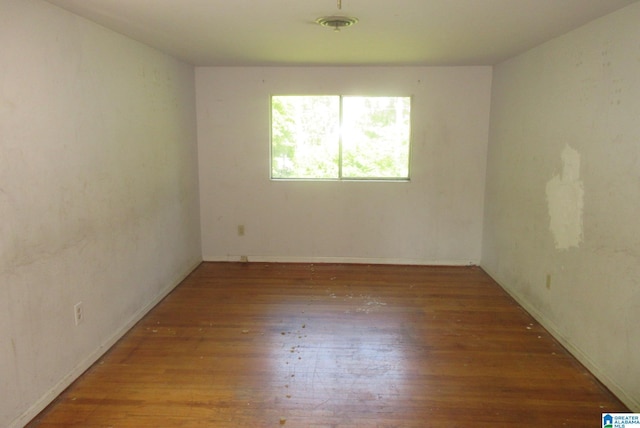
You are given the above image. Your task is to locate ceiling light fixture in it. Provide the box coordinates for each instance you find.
[317,0,358,32]
[316,15,358,31]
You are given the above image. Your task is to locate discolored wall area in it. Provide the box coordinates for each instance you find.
[0,1,202,426]
[482,2,640,410]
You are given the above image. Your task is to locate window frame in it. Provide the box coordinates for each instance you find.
[269,94,412,182]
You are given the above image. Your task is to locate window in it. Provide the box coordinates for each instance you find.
[271,95,411,180]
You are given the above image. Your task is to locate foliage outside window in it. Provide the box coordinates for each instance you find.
[271,95,411,180]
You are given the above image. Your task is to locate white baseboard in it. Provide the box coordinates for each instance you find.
[203,254,479,266]
[481,265,639,412]
[12,259,202,428]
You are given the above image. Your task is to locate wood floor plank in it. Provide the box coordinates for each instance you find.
[28,262,627,427]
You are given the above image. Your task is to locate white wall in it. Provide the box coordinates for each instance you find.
[0,1,201,426]
[196,66,491,265]
[482,2,640,410]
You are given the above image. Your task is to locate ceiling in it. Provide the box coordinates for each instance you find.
[44,0,637,66]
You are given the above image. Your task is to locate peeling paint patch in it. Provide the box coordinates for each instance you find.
[546,145,584,250]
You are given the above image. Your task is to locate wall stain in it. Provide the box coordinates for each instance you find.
[546,145,584,250]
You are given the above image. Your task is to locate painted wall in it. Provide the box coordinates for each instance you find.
[482,2,640,410]
[0,1,201,426]
[196,66,491,265]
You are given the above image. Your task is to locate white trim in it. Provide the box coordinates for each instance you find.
[12,260,202,428]
[204,254,478,266]
[481,264,640,412]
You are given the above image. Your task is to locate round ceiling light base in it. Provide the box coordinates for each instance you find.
[316,16,358,31]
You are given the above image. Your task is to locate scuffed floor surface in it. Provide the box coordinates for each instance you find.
[28,262,628,427]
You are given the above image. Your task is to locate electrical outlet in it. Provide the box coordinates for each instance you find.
[74,302,83,326]
[237,225,245,236]
[240,255,249,263]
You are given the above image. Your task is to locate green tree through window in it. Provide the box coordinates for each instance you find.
[271,96,410,180]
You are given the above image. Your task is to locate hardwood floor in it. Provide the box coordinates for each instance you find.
[28,262,627,427]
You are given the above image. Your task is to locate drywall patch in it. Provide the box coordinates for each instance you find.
[546,145,584,250]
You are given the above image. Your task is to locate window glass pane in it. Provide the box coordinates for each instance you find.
[342,97,411,178]
[270,95,410,180]
[271,96,339,179]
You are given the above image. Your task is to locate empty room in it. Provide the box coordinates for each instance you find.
[2,0,639,426]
